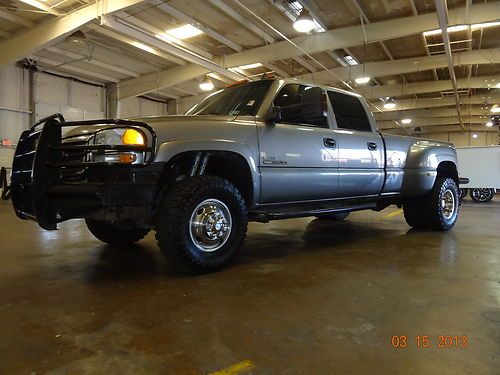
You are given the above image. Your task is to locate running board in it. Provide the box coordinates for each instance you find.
[249,203,377,223]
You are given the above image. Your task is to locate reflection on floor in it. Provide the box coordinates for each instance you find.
[0,199,499,374]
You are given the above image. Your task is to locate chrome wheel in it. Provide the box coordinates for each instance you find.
[441,188,455,220]
[471,188,494,203]
[189,199,232,252]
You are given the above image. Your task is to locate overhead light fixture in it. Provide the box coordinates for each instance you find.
[293,9,315,33]
[199,75,214,91]
[401,118,412,124]
[491,105,500,113]
[355,77,370,84]
[472,132,478,139]
[237,63,263,70]
[18,0,48,11]
[423,21,500,37]
[485,121,493,127]
[65,30,87,45]
[166,24,203,40]
[383,99,396,109]
[344,55,359,66]
[495,82,500,88]
[131,41,156,54]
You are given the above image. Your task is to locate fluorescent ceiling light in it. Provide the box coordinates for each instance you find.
[485,121,493,127]
[166,24,203,40]
[491,105,500,113]
[496,82,500,88]
[237,63,263,70]
[18,0,48,10]
[355,77,370,84]
[401,118,412,124]
[423,21,500,36]
[472,132,478,139]
[131,41,156,54]
[344,55,358,66]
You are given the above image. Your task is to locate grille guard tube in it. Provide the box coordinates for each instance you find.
[10,113,157,230]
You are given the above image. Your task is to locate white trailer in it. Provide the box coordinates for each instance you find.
[456,146,500,203]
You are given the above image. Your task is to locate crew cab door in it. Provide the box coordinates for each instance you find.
[327,90,384,197]
[258,84,339,203]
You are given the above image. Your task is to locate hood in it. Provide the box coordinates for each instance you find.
[62,114,253,146]
[63,114,239,139]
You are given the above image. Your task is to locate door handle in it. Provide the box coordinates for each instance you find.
[367,142,378,151]
[324,138,336,148]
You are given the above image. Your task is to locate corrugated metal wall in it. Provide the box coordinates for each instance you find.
[0,64,30,169]
[0,64,167,170]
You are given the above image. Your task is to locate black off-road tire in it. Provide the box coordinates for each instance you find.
[459,188,468,200]
[86,219,149,245]
[403,177,459,231]
[403,198,426,229]
[315,211,350,221]
[469,188,495,203]
[155,176,248,274]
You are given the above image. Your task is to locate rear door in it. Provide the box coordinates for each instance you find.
[327,90,384,197]
[258,84,339,203]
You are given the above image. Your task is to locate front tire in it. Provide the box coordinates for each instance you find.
[403,177,459,231]
[469,188,495,203]
[86,219,149,245]
[155,176,248,274]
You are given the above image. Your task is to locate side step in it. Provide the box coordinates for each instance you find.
[249,202,378,223]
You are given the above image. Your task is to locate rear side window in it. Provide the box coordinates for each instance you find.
[327,91,372,132]
[274,84,327,128]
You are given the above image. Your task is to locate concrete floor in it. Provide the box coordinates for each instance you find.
[0,198,499,375]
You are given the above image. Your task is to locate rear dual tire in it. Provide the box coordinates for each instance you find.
[403,177,459,231]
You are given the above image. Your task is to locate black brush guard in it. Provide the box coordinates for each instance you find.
[11,113,157,230]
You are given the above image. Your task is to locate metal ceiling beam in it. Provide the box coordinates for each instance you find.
[224,2,499,68]
[358,75,498,99]
[0,9,34,28]
[378,115,485,129]
[150,0,242,52]
[45,47,140,77]
[297,48,500,83]
[208,0,314,74]
[101,16,245,82]
[435,0,464,130]
[118,12,213,60]
[120,2,499,99]
[374,106,489,121]
[36,57,120,82]
[0,0,147,67]
[92,28,186,66]
[374,94,500,112]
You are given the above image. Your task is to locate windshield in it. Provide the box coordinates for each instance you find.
[187,80,273,116]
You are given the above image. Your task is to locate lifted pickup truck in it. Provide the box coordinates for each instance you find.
[12,79,462,273]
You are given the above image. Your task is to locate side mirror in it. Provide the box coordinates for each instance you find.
[266,105,282,123]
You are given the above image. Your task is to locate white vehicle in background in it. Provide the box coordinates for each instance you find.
[457,146,500,203]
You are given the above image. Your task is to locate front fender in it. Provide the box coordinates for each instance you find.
[153,139,261,204]
[401,141,457,197]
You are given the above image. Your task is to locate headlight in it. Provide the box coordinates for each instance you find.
[94,128,145,146]
[92,127,146,164]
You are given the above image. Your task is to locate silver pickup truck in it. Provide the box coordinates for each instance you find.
[11,79,463,273]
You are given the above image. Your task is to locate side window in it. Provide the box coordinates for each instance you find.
[274,84,327,128]
[327,91,372,132]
